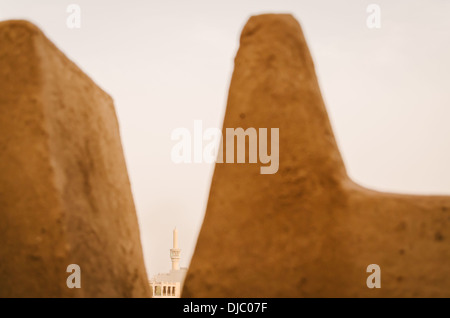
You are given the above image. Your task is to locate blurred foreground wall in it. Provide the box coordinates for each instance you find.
[184,14,450,297]
[0,20,150,297]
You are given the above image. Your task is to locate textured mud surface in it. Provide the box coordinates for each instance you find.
[183,14,450,297]
[0,20,150,297]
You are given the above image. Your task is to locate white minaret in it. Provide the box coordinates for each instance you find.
[170,227,181,271]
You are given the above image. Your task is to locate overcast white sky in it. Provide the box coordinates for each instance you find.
[1,0,449,277]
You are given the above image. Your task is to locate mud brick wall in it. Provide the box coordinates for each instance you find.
[0,20,150,297]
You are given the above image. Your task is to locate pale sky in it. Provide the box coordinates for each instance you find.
[1,0,449,277]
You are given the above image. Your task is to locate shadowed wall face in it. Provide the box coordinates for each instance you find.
[0,21,150,297]
[183,14,450,297]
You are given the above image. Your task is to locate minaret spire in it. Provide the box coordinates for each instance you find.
[170,227,180,271]
[173,227,178,248]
